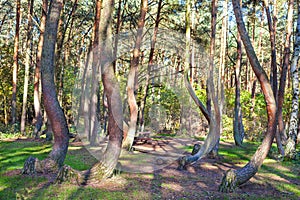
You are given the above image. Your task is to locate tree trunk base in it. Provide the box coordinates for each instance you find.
[22,157,59,175]
[177,156,188,170]
[284,138,296,160]
[219,169,238,192]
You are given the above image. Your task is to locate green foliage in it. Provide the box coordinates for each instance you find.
[143,84,181,131]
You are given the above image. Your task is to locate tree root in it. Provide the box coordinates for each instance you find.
[191,144,201,155]
[177,156,188,170]
[55,165,83,185]
[219,169,238,193]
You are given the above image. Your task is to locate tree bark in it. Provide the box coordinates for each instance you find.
[33,0,48,138]
[123,0,148,149]
[263,0,284,156]
[285,1,300,159]
[23,0,69,175]
[208,0,220,157]
[139,0,162,132]
[21,0,34,135]
[233,26,245,147]
[11,0,20,126]
[278,0,294,151]
[220,0,277,192]
[56,0,124,183]
[89,0,102,146]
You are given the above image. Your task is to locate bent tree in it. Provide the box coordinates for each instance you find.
[123,0,148,149]
[22,0,70,174]
[56,0,123,184]
[219,0,277,192]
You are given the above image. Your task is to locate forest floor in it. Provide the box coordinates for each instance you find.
[0,136,300,200]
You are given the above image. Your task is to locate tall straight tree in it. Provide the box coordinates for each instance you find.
[219,0,277,192]
[123,0,148,149]
[285,1,300,159]
[89,0,102,146]
[233,24,245,147]
[33,0,48,138]
[278,0,294,147]
[11,0,20,125]
[23,0,69,174]
[21,0,34,134]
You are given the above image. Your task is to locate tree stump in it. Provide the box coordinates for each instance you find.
[219,169,238,192]
[22,156,42,175]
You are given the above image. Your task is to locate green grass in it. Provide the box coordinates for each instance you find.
[0,138,299,200]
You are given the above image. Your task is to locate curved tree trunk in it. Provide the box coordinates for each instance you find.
[139,0,162,132]
[285,2,300,159]
[56,0,123,184]
[263,0,284,156]
[208,0,220,157]
[123,0,148,149]
[22,0,69,175]
[219,0,277,192]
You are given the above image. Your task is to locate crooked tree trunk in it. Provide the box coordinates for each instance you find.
[123,0,148,149]
[33,0,48,138]
[22,0,69,175]
[56,0,123,184]
[233,29,245,147]
[263,0,284,156]
[11,0,20,126]
[139,0,162,132]
[208,0,220,157]
[219,0,277,192]
[177,71,220,169]
[285,2,300,160]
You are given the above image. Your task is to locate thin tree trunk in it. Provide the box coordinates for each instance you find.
[263,0,284,156]
[219,0,277,191]
[112,0,123,73]
[21,0,34,135]
[34,0,47,138]
[278,0,294,150]
[233,26,245,146]
[250,7,264,118]
[11,0,20,126]
[285,1,300,159]
[123,0,148,149]
[139,0,162,132]
[219,0,227,122]
[208,0,220,157]
[89,0,102,146]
